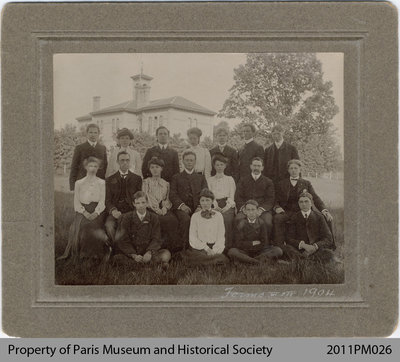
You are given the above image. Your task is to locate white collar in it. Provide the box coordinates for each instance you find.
[88,140,97,147]
[158,143,168,149]
[245,138,254,144]
[119,170,129,176]
[275,139,284,149]
[251,173,261,180]
[247,218,257,224]
[136,210,147,220]
[302,210,311,218]
[184,168,194,175]
[190,144,200,149]
[218,143,227,149]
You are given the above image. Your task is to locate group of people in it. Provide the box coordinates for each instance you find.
[59,122,336,268]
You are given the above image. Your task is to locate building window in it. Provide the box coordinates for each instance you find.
[194,118,198,127]
[159,115,163,126]
[148,116,153,133]
[112,119,116,133]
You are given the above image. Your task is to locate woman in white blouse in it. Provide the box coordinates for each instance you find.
[106,128,143,178]
[207,153,236,249]
[142,157,180,251]
[187,127,212,179]
[58,157,108,260]
[183,189,228,266]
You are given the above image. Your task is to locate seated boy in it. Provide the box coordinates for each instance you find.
[228,200,283,264]
[181,188,229,266]
[113,191,171,267]
[283,192,334,262]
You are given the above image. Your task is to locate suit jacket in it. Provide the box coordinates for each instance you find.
[105,171,142,214]
[275,178,326,212]
[286,210,333,250]
[117,211,162,256]
[235,174,275,212]
[210,145,239,181]
[69,141,108,191]
[142,145,180,182]
[235,217,269,251]
[238,140,264,180]
[169,171,208,211]
[264,141,299,183]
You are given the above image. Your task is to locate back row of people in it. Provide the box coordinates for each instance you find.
[69,122,299,191]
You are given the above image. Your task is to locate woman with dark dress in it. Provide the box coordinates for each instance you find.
[58,156,109,260]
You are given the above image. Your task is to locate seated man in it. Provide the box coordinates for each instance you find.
[113,191,171,267]
[169,150,208,249]
[181,189,229,266]
[283,192,335,262]
[235,157,275,239]
[105,151,142,247]
[273,159,334,245]
[228,200,283,264]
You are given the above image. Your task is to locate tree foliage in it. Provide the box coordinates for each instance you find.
[54,124,86,170]
[219,53,341,173]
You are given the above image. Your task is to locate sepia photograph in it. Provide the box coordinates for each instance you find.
[54,52,344,285]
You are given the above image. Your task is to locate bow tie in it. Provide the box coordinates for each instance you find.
[201,210,216,219]
[290,178,299,181]
[120,173,128,178]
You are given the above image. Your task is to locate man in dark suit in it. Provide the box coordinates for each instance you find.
[228,200,283,264]
[273,159,334,244]
[235,157,275,239]
[69,123,108,191]
[105,151,142,245]
[210,127,239,181]
[283,192,335,262]
[169,150,208,249]
[264,124,299,184]
[238,123,265,180]
[141,126,180,182]
[114,191,171,267]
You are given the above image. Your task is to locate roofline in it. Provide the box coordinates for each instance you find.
[76,115,92,121]
[138,103,216,116]
[131,74,153,81]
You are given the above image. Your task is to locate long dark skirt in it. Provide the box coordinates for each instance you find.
[58,202,108,260]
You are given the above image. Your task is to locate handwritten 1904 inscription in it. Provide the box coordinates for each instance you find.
[221,287,335,299]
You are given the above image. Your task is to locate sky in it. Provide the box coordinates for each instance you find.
[53,52,343,150]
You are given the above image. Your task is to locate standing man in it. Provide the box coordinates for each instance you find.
[209,127,239,182]
[235,157,275,239]
[141,126,180,182]
[238,123,264,180]
[169,150,208,249]
[264,124,299,184]
[105,151,143,246]
[69,123,108,191]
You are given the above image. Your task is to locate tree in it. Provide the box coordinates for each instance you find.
[54,124,85,171]
[219,53,341,173]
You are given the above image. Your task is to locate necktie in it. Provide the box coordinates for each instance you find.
[304,213,308,219]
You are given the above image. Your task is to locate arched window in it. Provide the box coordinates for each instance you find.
[148,116,153,133]
[159,115,163,126]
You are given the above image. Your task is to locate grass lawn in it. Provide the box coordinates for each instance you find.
[54,182,344,285]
